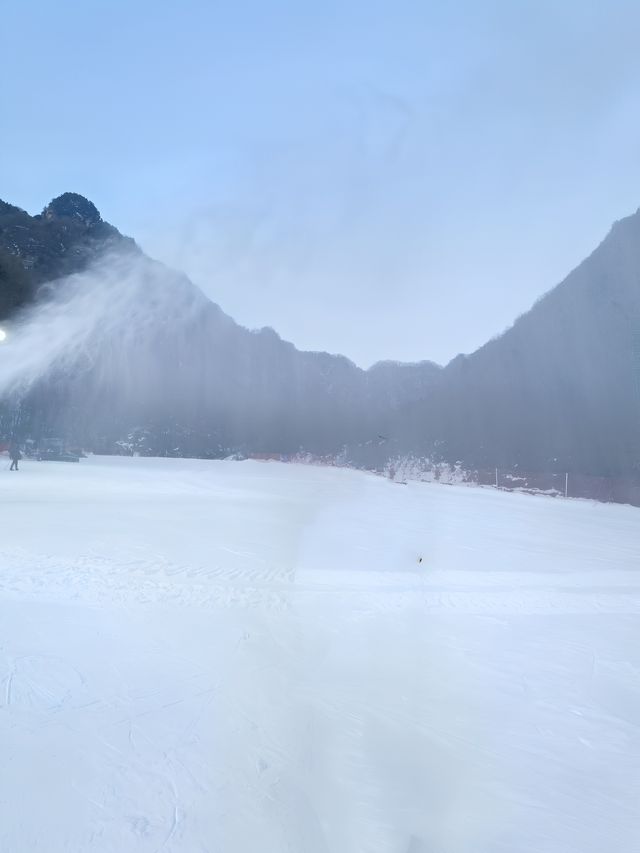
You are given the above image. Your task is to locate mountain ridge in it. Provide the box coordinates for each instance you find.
[1,192,638,476]
[0,193,443,457]
[0,193,444,375]
[391,207,640,475]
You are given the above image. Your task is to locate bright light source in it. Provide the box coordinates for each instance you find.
[0,329,6,342]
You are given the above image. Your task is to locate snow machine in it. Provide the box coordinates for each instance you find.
[37,438,80,463]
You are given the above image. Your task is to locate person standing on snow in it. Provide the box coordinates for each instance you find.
[9,441,21,471]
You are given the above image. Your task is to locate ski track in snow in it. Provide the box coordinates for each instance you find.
[0,455,639,853]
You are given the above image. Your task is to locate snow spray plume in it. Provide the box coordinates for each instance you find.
[0,252,208,401]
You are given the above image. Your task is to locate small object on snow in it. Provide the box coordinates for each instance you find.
[417,556,423,564]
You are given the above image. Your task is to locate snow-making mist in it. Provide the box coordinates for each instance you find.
[0,216,441,460]
[0,252,205,398]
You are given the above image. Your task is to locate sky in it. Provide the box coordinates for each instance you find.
[3,1,640,367]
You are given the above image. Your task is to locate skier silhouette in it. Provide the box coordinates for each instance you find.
[9,441,21,471]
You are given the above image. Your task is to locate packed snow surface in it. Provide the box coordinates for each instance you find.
[1,456,639,852]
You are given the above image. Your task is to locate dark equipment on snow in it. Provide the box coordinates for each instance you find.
[37,438,80,463]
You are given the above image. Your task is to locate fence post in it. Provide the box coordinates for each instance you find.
[495,468,498,488]
[565,472,568,498]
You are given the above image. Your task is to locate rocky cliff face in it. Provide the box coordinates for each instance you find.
[0,193,135,287]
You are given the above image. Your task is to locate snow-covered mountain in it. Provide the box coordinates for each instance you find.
[391,210,640,475]
[1,192,639,476]
[0,194,441,456]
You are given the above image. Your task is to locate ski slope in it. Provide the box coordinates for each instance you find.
[0,455,639,852]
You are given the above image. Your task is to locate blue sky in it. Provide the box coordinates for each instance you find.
[3,0,640,366]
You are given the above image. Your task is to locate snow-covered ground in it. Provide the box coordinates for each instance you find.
[1,456,639,852]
